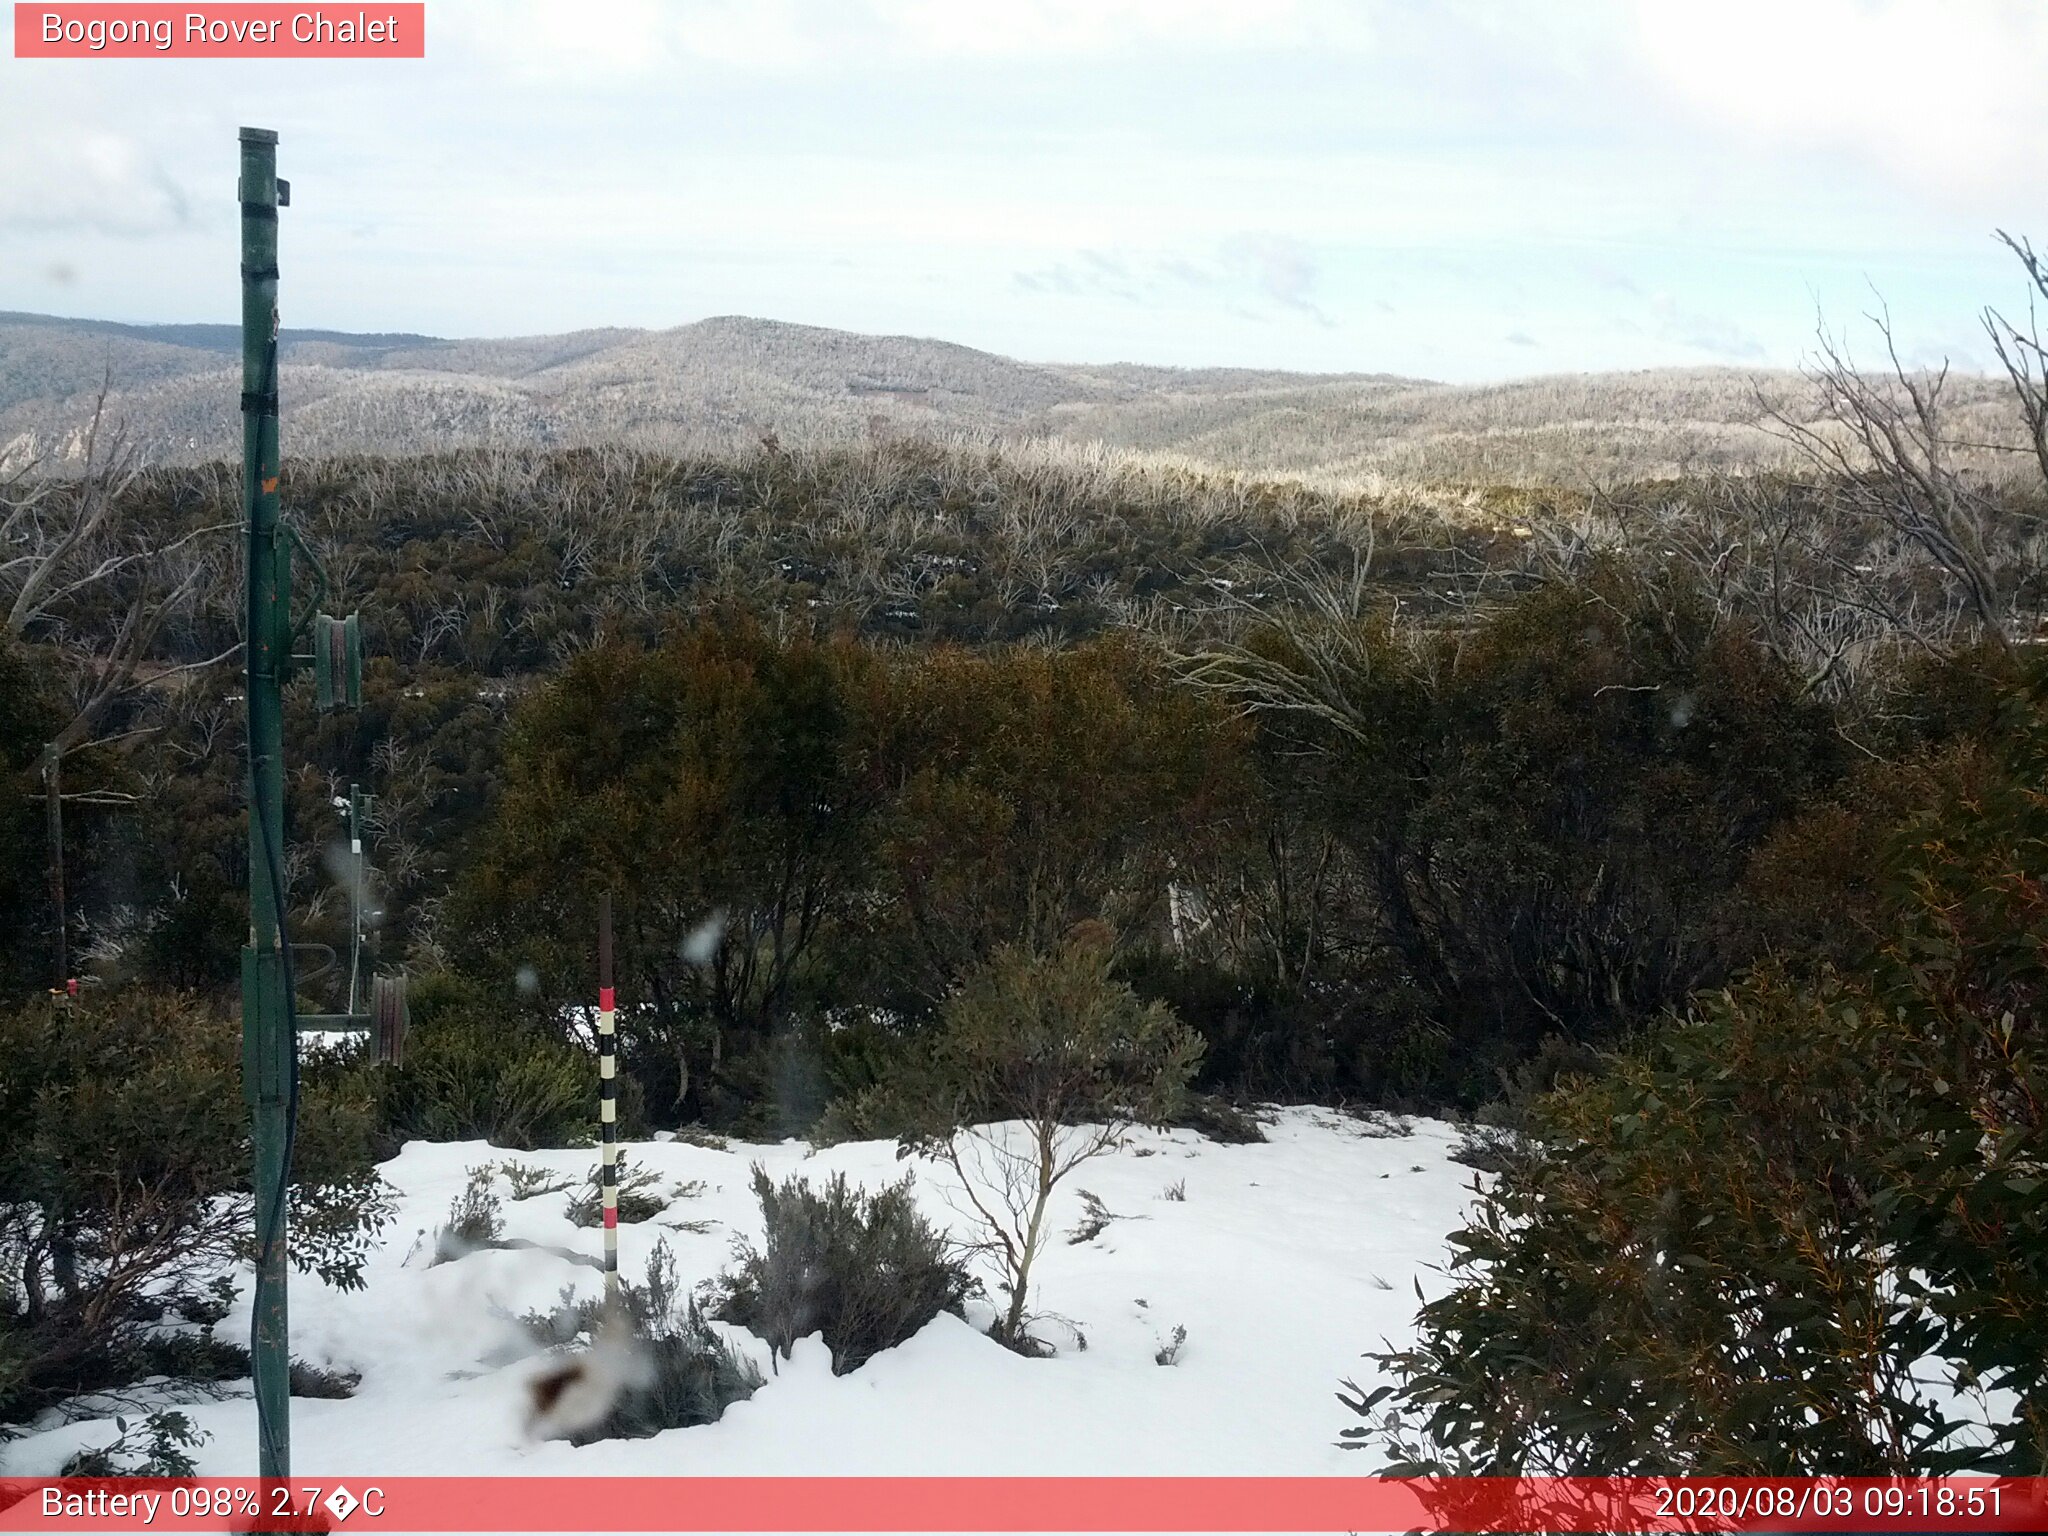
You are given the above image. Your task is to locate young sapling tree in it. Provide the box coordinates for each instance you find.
[859,927,1202,1349]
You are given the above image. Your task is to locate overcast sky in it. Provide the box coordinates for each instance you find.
[2,0,2043,380]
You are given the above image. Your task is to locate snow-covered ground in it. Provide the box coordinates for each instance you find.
[7,1108,1476,1477]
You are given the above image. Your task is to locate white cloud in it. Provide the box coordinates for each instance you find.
[0,0,2028,377]
[0,128,192,236]
[1649,290,1767,362]
[438,0,1378,81]
[866,0,1375,59]
[1218,234,1332,326]
[1632,0,2048,210]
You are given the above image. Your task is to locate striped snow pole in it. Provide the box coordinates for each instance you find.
[597,893,619,1305]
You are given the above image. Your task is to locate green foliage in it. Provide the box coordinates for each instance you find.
[375,974,603,1150]
[567,1154,670,1228]
[60,1411,209,1477]
[685,1011,900,1141]
[716,1165,976,1374]
[856,934,1202,1346]
[560,1239,763,1445]
[0,987,389,1425]
[870,636,1249,1000]
[449,622,1243,1130]
[1208,563,1840,1104]
[1868,681,2048,1472]
[447,614,881,1124]
[6,439,2029,1134]
[869,932,1205,1148]
[1357,670,2048,1475]
[1733,743,1998,974]
[0,641,61,1002]
[1353,972,1951,1474]
[431,1165,507,1263]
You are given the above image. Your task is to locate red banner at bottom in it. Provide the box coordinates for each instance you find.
[1,1476,2043,1533]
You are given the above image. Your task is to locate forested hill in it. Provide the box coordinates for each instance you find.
[6,308,2014,487]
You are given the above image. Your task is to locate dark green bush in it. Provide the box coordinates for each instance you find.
[1352,971,1939,1475]
[0,987,389,1425]
[1202,563,1842,1106]
[1354,670,2048,1475]
[376,975,604,1150]
[553,1240,762,1444]
[0,640,61,1004]
[431,1165,508,1263]
[445,616,884,1127]
[566,1154,671,1227]
[60,1411,208,1477]
[716,1166,975,1374]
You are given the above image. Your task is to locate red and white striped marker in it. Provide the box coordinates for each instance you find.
[597,894,618,1304]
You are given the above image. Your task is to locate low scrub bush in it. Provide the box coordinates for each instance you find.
[498,1160,573,1200]
[377,976,603,1150]
[566,1155,670,1227]
[1175,1093,1265,1145]
[60,1411,209,1476]
[716,1166,975,1374]
[530,1240,762,1444]
[849,933,1200,1348]
[431,1166,508,1264]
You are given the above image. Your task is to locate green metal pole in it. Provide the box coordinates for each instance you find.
[238,124,292,1482]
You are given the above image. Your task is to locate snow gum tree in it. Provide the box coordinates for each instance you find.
[857,927,1203,1349]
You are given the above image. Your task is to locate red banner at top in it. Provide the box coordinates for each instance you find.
[13,5,425,57]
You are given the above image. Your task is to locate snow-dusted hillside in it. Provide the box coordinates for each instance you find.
[7,1109,1475,1478]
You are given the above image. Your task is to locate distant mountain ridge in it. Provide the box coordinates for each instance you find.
[0,310,445,357]
[0,309,2016,487]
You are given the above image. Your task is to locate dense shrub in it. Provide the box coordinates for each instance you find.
[375,975,603,1150]
[448,625,1244,1128]
[868,636,1249,1001]
[687,1012,901,1142]
[446,615,883,1126]
[0,640,61,1003]
[716,1166,975,1374]
[9,437,2036,1134]
[1194,564,1841,1104]
[536,1240,762,1445]
[0,987,390,1425]
[1354,671,2048,1474]
[1870,680,2048,1473]
[1352,971,1940,1474]
[1731,742,1999,974]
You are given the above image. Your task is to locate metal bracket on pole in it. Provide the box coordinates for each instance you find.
[311,612,364,711]
[296,975,409,1065]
